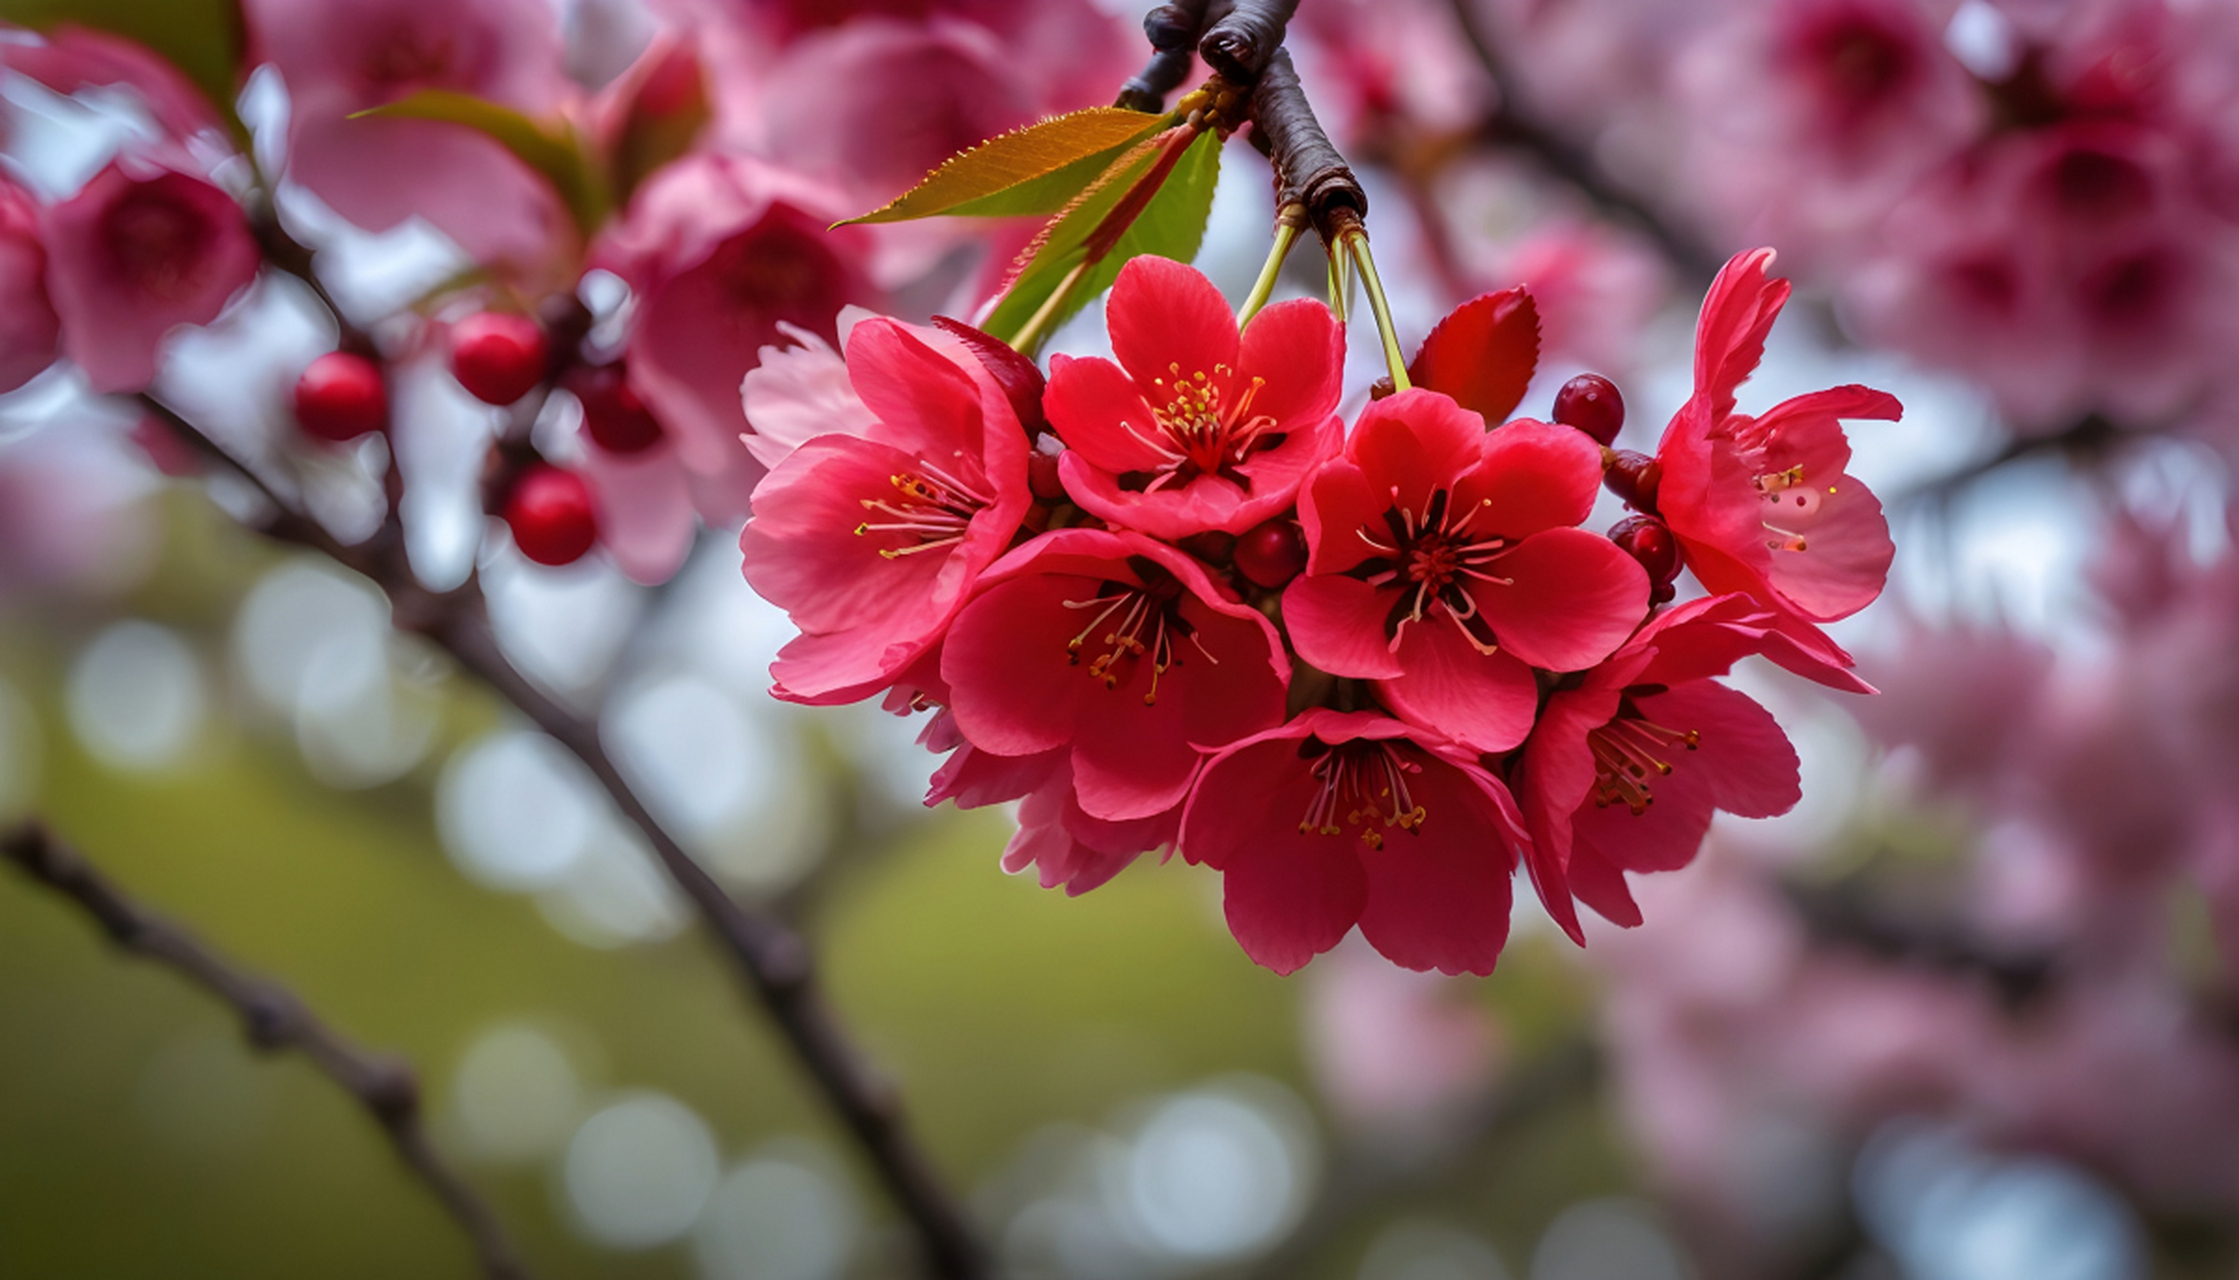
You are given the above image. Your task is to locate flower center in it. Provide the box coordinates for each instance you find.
[1349,487,1513,654]
[1126,362,1281,489]
[853,459,990,560]
[1587,704,1701,815]
[1061,566,1216,706]
[1729,421,1835,554]
[1297,738,1427,850]
[103,187,210,301]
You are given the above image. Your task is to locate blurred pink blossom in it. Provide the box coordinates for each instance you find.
[42,161,258,394]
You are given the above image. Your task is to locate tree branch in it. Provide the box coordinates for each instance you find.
[0,821,535,1280]
[137,399,989,1278]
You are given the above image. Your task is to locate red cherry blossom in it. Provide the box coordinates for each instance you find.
[939,529,1290,823]
[740,316,1030,706]
[1178,710,1532,976]
[1515,593,1868,936]
[1284,389,1649,753]
[0,176,58,395]
[1043,255,1344,540]
[42,162,258,394]
[926,737,1175,897]
[1655,249,1901,627]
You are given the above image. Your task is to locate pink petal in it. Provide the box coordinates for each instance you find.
[1639,682,1799,820]
[1107,255,1240,393]
[1692,248,1788,420]
[1044,353,1172,473]
[44,165,258,394]
[1354,759,1519,975]
[1377,617,1542,753]
[1469,528,1648,671]
[1767,474,1895,621]
[1283,574,1408,681]
[1459,417,1604,537]
[581,443,696,585]
[1236,296,1344,429]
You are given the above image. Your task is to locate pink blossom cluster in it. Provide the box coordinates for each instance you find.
[1671,0,2239,434]
[0,0,1125,582]
[740,248,1902,975]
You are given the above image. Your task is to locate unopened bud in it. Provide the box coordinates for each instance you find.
[1609,514,1680,603]
[1604,449,1662,513]
[1553,373,1625,446]
[1234,519,1308,590]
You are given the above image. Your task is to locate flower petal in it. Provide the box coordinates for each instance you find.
[1283,574,1408,681]
[1107,255,1240,391]
[1377,617,1542,753]
[1470,528,1648,671]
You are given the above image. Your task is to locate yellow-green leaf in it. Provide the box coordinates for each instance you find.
[842,106,1174,226]
[986,128,1224,355]
[355,90,611,238]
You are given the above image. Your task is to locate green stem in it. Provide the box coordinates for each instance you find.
[1236,208,1304,328]
[1326,240,1350,322]
[1006,257,1094,358]
[1346,230,1409,391]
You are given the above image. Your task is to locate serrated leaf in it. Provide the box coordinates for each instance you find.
[843,106,1173,226]
[0,0,245,133]
[1408,287,1541,425]
[984,128,1222,353]
[356,90,610,237]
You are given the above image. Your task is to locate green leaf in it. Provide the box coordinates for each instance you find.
[0,0,245,132]
[842,106,1173,226]
[985,127,1223,354]
[355,90,611,238]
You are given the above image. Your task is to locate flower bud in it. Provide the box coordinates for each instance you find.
[1604,448,1662,512]
[1234,518,1308,590]
[450,312,548,405]
[1609,513,1680,603]
[503,464,598,566]
[1027,433,1068,502]
[1553,373,1624,446]
[293,352,388,442]
[568,363,664,454]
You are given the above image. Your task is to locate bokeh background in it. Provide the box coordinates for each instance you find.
[4,0,2239,1278]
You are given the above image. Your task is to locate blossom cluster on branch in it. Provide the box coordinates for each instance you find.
[739,243,1901,975]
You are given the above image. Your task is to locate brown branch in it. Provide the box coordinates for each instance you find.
[140,399,990,1278]
[1198,0,1300,85]
[1444,0,1723,282]
[1117,0,1212,111]
[1248,48,1367,244]
[0,821,534,1280]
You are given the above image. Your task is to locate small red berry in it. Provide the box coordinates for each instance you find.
[1553,373,1625,446]
[1609,513,1681,603]
[1234,518,1308,590]
[503,465,599,566]
[569,364,664,454]
[1604,448,1662,513]
[293,352,388,442]
[450,312,548,405]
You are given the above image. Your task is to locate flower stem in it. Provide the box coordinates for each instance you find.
[1346,229,1410,391]
[1326,239,1350,322]
[1237,206,1304,328]
[1007,257,1094,357]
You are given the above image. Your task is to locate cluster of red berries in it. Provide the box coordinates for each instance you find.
[287,312,665,569]
[1551,372,1680,604]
